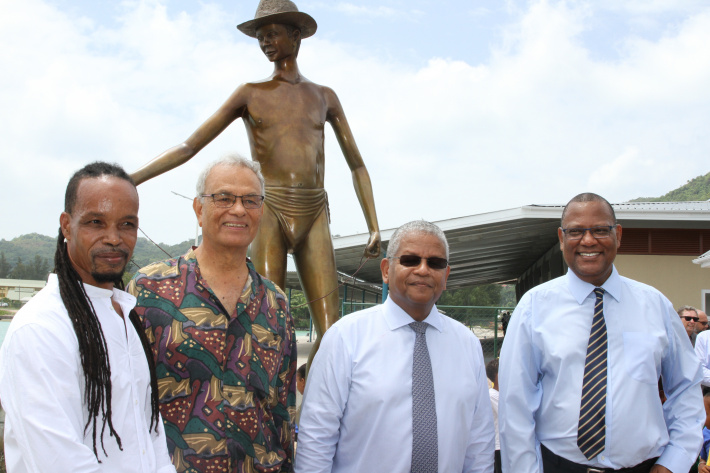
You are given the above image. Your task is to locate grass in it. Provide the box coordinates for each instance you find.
[0,451,5,473]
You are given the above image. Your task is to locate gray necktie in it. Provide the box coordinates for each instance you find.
[410,321,438,473]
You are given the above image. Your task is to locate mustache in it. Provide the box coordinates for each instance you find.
[92,247,130,259]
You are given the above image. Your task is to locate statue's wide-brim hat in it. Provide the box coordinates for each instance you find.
[237,0,317,39]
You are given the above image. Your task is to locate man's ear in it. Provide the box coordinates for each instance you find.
[193,198,203,228]
[442,265,451,291]
[380,257,390,284]
[615,224,622,249]
[60,212,71,240]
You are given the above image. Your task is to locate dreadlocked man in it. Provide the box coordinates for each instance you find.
[0,162,175,473]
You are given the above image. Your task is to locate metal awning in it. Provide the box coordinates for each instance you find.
[330,201,710,290]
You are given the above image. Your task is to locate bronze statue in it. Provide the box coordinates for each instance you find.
[131,0,381,366]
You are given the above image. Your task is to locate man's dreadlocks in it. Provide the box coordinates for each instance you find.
[55,161,159,459]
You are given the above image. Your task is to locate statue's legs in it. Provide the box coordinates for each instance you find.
[250,206,288,291]
[292,210,340,370]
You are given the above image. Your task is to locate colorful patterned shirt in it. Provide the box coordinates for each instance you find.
[128,249,296,473]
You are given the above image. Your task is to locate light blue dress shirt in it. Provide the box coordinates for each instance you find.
[499,266,703,473]
[295,296,495,473]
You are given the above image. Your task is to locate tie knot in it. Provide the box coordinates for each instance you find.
[594,287,604,298]
[410,321,428,334]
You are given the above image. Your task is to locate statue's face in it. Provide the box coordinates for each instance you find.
[256,23,298,62]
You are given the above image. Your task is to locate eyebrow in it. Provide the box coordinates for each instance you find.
[209,191,260,195]
[82,212,138,221]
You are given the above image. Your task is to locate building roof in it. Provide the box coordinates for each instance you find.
[693,250,710,269]
[0,279,47,289]
[331,201,710,290]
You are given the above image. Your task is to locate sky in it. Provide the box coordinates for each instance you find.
[1,0,710,245]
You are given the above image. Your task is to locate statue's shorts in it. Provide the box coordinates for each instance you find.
[263,186,330,251]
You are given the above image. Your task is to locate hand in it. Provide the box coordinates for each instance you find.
[650,464,673,473]
[363,231,381,259]
[699,462,710,473]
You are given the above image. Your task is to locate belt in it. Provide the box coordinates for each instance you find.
[541,444,658,473]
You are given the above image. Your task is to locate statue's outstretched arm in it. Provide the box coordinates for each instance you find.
[325,87,381,258]
[131,85,249,185]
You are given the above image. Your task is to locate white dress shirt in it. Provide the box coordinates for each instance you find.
[0,274,175,473]
[295,296,494,473]
[694,330,710,386]
[499,266,703,473]
[489,388,499,451]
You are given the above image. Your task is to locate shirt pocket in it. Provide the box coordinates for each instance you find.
[622,332,661,384]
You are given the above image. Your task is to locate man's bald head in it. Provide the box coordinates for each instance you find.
[696,310,708,334]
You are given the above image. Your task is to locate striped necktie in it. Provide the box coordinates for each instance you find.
[577,287,608,460]
[410,321,438,473]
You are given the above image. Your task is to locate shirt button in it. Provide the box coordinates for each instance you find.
[134,399,138,405]
[601,456,605,461]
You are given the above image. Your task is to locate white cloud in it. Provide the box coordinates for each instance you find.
[332,3,399,18]
[1,0,710,246]
[595,0,708,15]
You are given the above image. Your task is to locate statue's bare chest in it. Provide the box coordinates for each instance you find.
[246,83,326,130]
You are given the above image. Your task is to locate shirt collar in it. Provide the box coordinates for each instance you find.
[47,273,137,311]
[383,296,444,332]
[566,264,622,304]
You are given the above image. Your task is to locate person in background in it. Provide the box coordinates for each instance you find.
[679,305,699,343]
[698,387,710,473]
[295,363,307,442]
[697,310,709,335]
[487,358,501,473]
[501,311,511,336]
[296,363,307,395]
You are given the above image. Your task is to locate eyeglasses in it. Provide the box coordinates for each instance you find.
[561,226,615,240]
[201,193,264,209]
[392,255,448,270]
[698,321,708,326]
[682,316,699,322]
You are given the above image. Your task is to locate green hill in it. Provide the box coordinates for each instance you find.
[630,171,710,202]
[0,233,199,280]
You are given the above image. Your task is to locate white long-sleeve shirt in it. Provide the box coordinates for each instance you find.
[694,330,710,386]
[0,274,175,473]
[295,296,495,473]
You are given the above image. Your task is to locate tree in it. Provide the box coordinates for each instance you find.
[438,283,517,307]
[499,284,516,307]
[28,255,50,280]
[8,257,30,279]
[5,256,50,280]
[0,251,10,278]
[287,290,312,329]
[439,284,503,307]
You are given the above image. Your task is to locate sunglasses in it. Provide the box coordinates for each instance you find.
[393,254,448,270]
[682,316,699,322]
